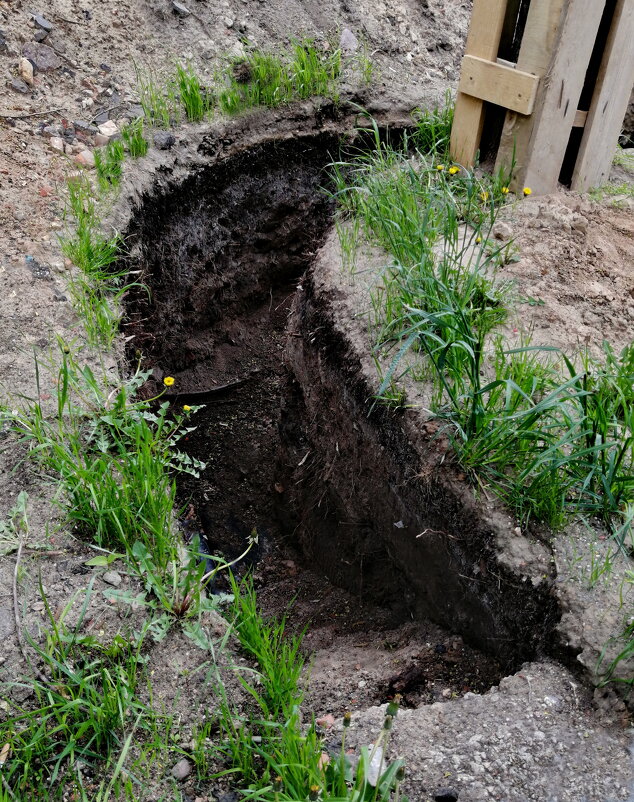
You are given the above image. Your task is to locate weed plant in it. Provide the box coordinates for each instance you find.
[175,63,213,122]
[121,117,149,157]
[94,139,126,192]
[0,581,155,798]
[330,110,634,544]
[210,575,407,800]
[219,39,342,115]
[1,344,204,563]
[59,178,134,347]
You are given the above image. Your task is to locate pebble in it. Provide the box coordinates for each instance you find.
[22,41,62,71]
[18,57,34,86]
[97,120,118,140]
[224,16,234,27]
[153,131,176,150]
[74,149,95,168]
[102,571,122,587]
[172,0,191,16]
[492,221,513,241]
[10,76,30,94]
[32,601,46,612]
[340,27,359,54]
[42,124,64,137]
[73,119,97,134]
[33,14,53,33]
[171,758,192,780]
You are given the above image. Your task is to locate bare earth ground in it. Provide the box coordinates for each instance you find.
[0,0,634,800]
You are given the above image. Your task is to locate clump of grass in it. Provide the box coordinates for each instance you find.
[210,576,407,800]
[175,63,213,122]
[1,344,204,563]
[0,581,155,798]
[219,39,342,115]
[136,66,180,127]
[94,139,125,192]
[121,117,149,157]
[330,110,634,542]
[59,177,131,347]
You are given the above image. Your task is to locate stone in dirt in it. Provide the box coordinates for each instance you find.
[102,571,122,587]
[0,29,7,53]
[32,15,53,34]
[73,119,97,134]
[170,758,192,780]
[10,77,30,94]
[34,29,49,42]
[18,57,34,86]
[172,1,191,16]
[492,221,513,240]
[340,28,359,54]
[49,136,64,153]
[74,149,95,168]
[22,42,62,71]
[97,120,118,140]
[153,131,176,150]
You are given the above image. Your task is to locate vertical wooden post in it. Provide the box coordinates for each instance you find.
[449,0,509,167]
[572,0,634,190]
[495,0,566,182]
[497,0,608,194]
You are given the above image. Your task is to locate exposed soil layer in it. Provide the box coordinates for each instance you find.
[121,127,559,714]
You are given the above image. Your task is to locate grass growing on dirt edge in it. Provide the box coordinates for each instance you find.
[330,108,634,685]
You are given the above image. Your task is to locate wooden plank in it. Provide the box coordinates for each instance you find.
[450,0,509,167]
[495,0,567,181]
[458,55,539,114]
[497,0,607,194]
[572,0,634,190]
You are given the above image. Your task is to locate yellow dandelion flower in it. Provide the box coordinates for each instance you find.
[436,164,445,171]
[448,165,459,175]
[523,187,532,196]
[476,236,482,244]
[480,191,489,202]
[501,186,509,195]
[163,376,175,387]
[183,404,191,412]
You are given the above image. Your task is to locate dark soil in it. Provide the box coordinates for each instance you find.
[121,131,506,710]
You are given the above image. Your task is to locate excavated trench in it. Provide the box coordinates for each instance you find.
[121,128,562,707]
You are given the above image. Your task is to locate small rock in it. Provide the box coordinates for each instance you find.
[10,76,30,94]
[97,119,118,139]
[172,0,191,15]
[52,287,67,302]
[38,184,54,197]
[34,29,49,42]
[74,149,95,168]
[81,97,94,110]
[340,27,358,54]
[22,42,62,71]
[171,758,192,781]
[102,571,122,587]
[25,255,51,280]
[492,221,513,241]
[153,131,176,150]
[73,119,96,134]
[33,14,53,33]
[0,29,7,53]
[42,124,63,137]
[48,136,64,153]
[224,16,234,27]
[94,133,109,147]
[32,601,46,612]
[18,57,34,86]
